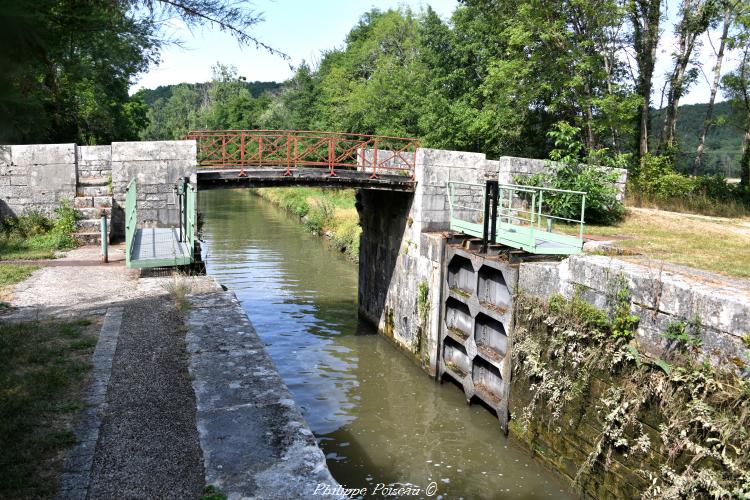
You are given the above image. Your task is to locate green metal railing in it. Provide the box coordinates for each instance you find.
[447,180,587,255]
[180,178,197,260]
[125,179,137,266]
[125,177,197,268]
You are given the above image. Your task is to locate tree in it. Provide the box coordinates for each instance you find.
[659,0,716,151]
[630,0,663,162]
[0,0,276,144]
[694,0,742,174]
[722,11,750,186]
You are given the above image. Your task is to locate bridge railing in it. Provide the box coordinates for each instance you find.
[447,181,586,255]
[184,129,419,177]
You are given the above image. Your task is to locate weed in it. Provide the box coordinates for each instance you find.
[200,485,228,500]
[164,275,193,311]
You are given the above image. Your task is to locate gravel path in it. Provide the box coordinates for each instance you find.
[87,295,204,499]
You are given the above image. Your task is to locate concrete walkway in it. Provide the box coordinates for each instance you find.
[2,245,340,499]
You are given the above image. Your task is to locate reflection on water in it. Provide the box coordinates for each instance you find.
[200,189,574,499]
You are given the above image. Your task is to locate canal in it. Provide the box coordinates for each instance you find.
[199,189,573,499]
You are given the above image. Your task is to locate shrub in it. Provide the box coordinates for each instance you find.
[630,155,750,217]
[519,122,626,225]
[303,199,334,234]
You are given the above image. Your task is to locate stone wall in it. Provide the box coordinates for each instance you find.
[357,148,499,375]
[110,141,197,237]
[0,144,77,217]
[0,141,197,240]
[518,254,750,367]
[77,145,113,178]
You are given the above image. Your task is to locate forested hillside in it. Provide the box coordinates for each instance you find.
[652,101,745,177]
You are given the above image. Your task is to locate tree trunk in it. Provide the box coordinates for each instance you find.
[661,0,710,151]
[694,5,733,175]
[742,125,750,186]
[630,0,662,163]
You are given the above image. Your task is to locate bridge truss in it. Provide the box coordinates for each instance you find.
[185,130,420,178]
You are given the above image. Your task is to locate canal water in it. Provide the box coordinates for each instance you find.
[199,189,573,499]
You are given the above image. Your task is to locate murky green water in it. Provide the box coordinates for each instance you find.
[199,189,574,499]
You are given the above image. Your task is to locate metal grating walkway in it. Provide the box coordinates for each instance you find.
[129,228,192,269]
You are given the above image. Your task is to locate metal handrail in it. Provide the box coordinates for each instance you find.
[446,180,587,255]
[184,129,420,178]
[124,180,137,266]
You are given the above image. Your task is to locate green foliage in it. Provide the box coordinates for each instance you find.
[519,123,626,225]
[0,201,78,260]
[200,485,228,500]
[417,280,430,322]
[606,273,640,340]
[663,318,703,352]
[303,200,334,234]
[255,188,361,261]
[513,292,750,498]
[630,154,750,216]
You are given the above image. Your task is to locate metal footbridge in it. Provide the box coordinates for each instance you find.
[125,178,197,269]
[447,180,586,255]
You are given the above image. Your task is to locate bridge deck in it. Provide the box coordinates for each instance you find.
[197,168,416,192]
[129,228,192,269]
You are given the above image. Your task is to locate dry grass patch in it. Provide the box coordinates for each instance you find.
[572,207,750,277]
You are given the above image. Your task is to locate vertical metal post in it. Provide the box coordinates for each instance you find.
[488,181,498,244]
[100,211,108,263]
[328,137,336,176]
[177,179,184,243]
[579,195,587,242]
[371,140,379,179]
[285,133,292,176]
[482,181,492,254]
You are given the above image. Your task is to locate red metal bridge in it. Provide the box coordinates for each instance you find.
[185,130,419,191]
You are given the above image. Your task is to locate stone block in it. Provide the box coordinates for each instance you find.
[77,145,111,162]
[111,140,196,162]
[11,143,75,166]
[518,261,564,301]
[10,175,28,186]
[2,185,30,198]
[28,163,77,195]
[93,196,111,208]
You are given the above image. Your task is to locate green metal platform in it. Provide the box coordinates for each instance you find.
[447,181,586,255]
[125,178,197,269]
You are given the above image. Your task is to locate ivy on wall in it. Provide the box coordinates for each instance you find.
[511,281,750,498]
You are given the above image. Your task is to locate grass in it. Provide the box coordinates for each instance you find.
[565,207,750,278]
[628,191,750,218]
[255,188,361,260]
[0,233,69,260]
[0,318,96,498]
[0,203,78,261]
[0,264,39,288]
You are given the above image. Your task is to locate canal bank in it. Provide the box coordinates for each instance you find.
[199,189,574,498]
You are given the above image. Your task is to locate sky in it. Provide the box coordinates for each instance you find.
[131,0,742,106]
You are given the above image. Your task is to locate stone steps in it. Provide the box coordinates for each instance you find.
[77,185,111,197]
[74,193,113,245]
[76,218,110,233]
[77,175,109,187]
[74,196,112,209]
[76,207,111,219]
